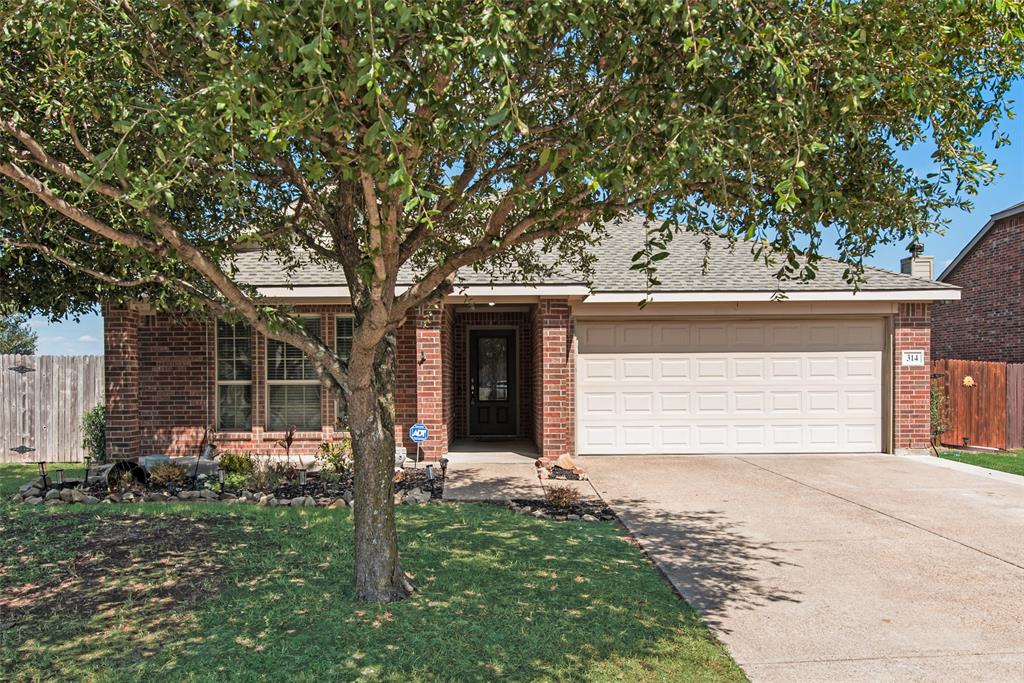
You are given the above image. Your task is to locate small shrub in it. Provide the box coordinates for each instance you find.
[149,462,188,486]
[316,439,352,473]
[219,451,255,475]
[112,469,138,492]
[266,459,299,481]
[224,472,249,490]
[544,485,581,510]
[930,380,948,443]
[249,460,285,490]
[81,404,106,462]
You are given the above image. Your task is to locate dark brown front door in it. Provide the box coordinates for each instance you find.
[469,329,517,436]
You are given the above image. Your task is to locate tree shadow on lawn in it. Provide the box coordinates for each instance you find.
[1,503,746,682]
[0,510,242,679]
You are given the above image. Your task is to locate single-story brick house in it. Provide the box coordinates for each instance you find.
[104,218,960,461]
[932,200,1024,363]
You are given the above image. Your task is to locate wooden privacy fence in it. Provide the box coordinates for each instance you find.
[0,355,105,462]
[933,359,1024,451]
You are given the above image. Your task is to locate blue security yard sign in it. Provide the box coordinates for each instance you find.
[409,423,429,443]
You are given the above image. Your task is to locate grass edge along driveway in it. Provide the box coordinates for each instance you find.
[938,449,1024,477]
[0,463,745,682]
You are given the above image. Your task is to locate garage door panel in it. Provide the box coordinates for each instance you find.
[733,358,766,380]
[660,393,690,414]
[577,318,883,454]
[733,392,765,414]
[579,357,616,381]
[659,358,690,379]
[621,393,654,414]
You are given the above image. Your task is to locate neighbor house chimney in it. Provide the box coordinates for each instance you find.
[900,241,934,280]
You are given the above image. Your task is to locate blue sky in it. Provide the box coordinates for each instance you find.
[29,81,1024,356]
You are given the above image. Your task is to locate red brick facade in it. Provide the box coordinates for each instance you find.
[532,299,574,459]
[931,210,1024,363]
[894,303,932,453]
[103,306,141,459]
[105,298,935,459]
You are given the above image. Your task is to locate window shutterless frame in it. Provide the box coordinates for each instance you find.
[215,320,253,431]
[334,315,355,424]
[265,315,323,432]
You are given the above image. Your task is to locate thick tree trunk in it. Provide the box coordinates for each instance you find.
[346,333,414,602]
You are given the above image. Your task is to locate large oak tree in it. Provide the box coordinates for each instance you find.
[1,1,1021,601]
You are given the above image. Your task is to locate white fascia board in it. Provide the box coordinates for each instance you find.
[450,285,590,297]
[583,289,961,303]
[255,284,590,299]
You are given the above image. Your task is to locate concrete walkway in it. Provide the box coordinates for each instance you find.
[580,454,1024,683]
[442,446,601,503]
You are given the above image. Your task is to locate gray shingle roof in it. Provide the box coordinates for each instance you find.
[233,216,957,293]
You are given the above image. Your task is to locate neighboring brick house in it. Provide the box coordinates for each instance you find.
[104,217,960,460]
[932,201,1024,363]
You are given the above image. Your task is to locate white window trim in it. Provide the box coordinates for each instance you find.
[265,315,323,432]
[215,320,253,432]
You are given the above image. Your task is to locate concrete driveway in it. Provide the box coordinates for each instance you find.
[580,454,1024,682]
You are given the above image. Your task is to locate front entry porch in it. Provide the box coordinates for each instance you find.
[404,299,575,461]
[446,437,539,464]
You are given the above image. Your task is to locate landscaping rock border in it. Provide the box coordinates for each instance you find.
[503,498,615,522]
[11,476,438,509]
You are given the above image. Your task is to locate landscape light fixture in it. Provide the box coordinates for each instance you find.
[82,455,92,481]
[426,464,435,495]
[963,437,970,448]
[55,469,65,490]
[36,461,48,490]
[298,468,307,493]
[218,468,225,494]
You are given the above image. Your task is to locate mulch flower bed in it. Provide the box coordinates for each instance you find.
[505,498,616,522]
[548,466,586,480]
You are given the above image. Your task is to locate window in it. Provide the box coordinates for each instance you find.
[216,320,252,431]
[335,315,354,362]
[334,315,355,424]
[267,317,322,431]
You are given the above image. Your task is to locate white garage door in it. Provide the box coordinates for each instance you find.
[576,319,884,454]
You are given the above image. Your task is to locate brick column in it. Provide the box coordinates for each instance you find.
[414,306,447,459]
[533,298,574,460]
[894,303,932,454]
[103,304,141,459]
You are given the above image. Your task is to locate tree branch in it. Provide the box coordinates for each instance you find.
[0,127,347,385]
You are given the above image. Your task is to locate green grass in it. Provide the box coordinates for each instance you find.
[0,464,743,682]
[938,449,1024,476]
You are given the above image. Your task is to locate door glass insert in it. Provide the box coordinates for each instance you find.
[478,337,508,401]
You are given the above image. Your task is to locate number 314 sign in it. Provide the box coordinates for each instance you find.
[901,350,925,367]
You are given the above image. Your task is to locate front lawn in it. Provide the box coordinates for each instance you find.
[0,464,743,682]
[938,449,1024,477]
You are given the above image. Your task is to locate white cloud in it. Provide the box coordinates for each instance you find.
[941,259,953,266]
[42,335,65,342]
[78,335,98,343]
